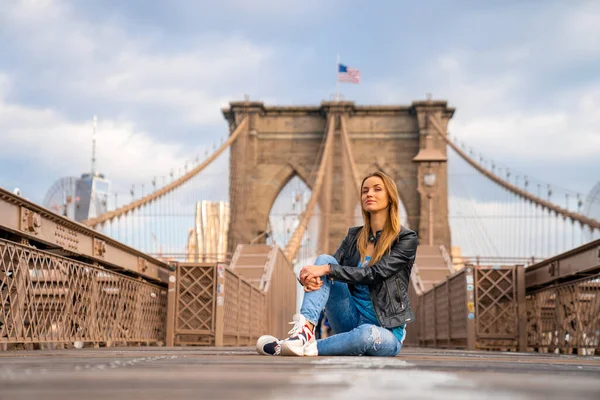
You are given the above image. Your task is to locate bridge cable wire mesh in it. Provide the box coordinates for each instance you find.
[283,115,336,262]
[428,116,600,231]
[450,169,501,257]
[83,117,249,228]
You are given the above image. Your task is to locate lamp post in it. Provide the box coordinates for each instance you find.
[413,134,446,246]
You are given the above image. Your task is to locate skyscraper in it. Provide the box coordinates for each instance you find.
[74,172,110,222]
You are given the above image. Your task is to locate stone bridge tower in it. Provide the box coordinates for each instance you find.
[223,100,454,257]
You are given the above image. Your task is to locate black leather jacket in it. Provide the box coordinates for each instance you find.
[328,226,419,328]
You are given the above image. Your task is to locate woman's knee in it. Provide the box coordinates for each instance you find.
[314,254,337,266]
[356,324,377,342]
[358,325,399,356]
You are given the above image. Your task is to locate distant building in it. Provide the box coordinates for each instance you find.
[187,201,230,263]
[74,172,110,222]
[451,246,465,271]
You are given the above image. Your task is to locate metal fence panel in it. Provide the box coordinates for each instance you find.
[435,284,449,341]
[169,262,267,346]
[403,280,420,346]
[264,246,296,340]
[448,273,467,340]
[414,265,525,351]
[526,273,600,355]
[0,238,167,346]
[223,269,239,337]
[173,263,215,345]
[475,267,520,350]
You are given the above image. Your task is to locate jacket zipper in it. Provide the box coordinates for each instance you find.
[396,279,406,311]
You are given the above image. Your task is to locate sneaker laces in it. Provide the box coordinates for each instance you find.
[288,319,304,337]
[287,315,311,338]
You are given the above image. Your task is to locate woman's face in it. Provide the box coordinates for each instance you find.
[361,176,389,214]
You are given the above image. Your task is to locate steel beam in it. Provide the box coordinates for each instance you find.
[0,187,170,283]
[525,239,600,290]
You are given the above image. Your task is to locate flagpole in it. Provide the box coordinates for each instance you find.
[335,54,340,102]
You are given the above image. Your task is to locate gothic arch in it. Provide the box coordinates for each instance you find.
[252,163,313,244]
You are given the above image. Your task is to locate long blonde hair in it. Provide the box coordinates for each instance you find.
[357,171,402,264]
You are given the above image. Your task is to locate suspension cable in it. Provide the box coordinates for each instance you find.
[83,117,249,228]
[429,115,600,230]
[283,115,335,262]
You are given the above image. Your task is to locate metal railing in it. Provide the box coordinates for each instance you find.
[222,266,268,345]
[457,256,539,267]
[414,265,526,351]
[0,238,167,348]
[0,187,170,283]
[167,263,216,346]
[1,183,295,350]
[417,267,473,348]
[262,247,297,341]
[527,273,600,355]
[166,262,268,346]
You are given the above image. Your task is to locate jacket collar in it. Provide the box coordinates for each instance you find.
[368,229,382,244]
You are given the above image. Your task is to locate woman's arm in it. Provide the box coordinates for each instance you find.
[328,230,418,285]
[299,229,351,287]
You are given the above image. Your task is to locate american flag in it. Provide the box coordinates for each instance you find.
[337,63,360,84]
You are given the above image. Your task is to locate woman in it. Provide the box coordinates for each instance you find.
[257,171,419,357]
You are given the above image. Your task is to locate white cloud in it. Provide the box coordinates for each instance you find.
[0,0,278,201]
[223,0,334,17]
[558,1,600,56]
[0,74,204,190]
[92,39,271,125]
[365,1,600,172]
[427,3,600,164]
[449,103,600,162]
[2,0,274,127]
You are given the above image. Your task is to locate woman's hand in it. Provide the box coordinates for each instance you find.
[299,265,331,292]
[303,277,322,292]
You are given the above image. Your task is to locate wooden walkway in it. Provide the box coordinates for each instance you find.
[0,347,599,399]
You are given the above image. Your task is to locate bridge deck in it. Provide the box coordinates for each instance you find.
[1,347,599,399]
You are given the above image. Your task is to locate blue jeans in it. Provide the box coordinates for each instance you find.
[299,254,402,356]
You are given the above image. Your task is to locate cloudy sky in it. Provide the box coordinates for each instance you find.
[1,0,599,207]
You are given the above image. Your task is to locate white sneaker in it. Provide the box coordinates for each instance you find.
[256,335,282,356]
[279,314,317,357]
[304,340,319,357]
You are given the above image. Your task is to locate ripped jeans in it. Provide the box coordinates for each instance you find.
[300,254,402,356]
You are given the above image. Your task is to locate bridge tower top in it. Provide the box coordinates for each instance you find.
[223,100,455,119]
